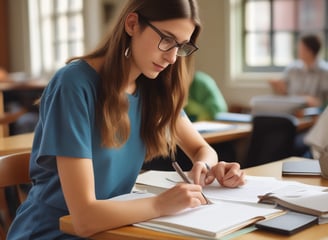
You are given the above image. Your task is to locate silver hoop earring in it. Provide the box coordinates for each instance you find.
[124,47,131,58]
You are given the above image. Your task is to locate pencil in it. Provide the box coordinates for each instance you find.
[171,160,213,204]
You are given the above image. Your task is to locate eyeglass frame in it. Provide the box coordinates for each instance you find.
[138,15,199,57]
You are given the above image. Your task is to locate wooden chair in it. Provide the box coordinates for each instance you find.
[0,227,4,240]
[0,151,30,238]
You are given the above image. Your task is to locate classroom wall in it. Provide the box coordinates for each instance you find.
[195,1,273,109]
[0,0,9,70]
[7,0,273,108]
[8,0,30,73]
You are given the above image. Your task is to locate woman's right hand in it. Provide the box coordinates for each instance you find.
[153,183,206,216]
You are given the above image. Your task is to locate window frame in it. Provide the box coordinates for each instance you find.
[241,0,328,73]
[227,0,282,84]
[28,0,85,77]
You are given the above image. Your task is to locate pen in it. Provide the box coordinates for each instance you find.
[171,160,213,204]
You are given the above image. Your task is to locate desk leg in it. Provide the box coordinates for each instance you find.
[0,91,9,137]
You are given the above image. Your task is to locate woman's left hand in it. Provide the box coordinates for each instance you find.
[190,161,246,188]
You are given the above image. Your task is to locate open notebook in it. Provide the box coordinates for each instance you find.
[111,192,283,239]
[134,201,282,239]
[133,170,328,237]
[258,184,328,224]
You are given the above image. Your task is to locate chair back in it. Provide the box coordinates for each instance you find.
[243,114,297,168]
[0,152,30,238]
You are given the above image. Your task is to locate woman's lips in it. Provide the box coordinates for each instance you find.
[153,63,165,72]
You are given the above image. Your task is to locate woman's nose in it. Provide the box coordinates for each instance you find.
[164,48,178,64]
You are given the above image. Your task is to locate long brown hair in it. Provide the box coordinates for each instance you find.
[68,0,201,161]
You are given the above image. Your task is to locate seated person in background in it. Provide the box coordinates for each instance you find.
[270,34,328,157]
[183,71,234,164]
[184,71,228,121]
[269,34,328,109]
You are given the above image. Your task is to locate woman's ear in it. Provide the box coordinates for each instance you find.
[125,13,139,37]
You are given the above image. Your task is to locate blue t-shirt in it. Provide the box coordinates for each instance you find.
[7,60,146,239]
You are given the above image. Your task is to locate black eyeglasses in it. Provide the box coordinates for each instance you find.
[140,17,199,57]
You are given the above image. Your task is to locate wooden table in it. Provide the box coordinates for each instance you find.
[0,123,249,158]
[0,124,250,158]
[0,132,34,156]
[0,116,316,157]
[200,123,251,144]
[0,115,316,157]
[296,117,317,132]
[200,116,315,145]
[60,157,328,239]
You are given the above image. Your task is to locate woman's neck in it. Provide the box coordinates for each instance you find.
[126,81,137,95]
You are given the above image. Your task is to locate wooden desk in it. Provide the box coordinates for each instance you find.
[0,118,314,158]
[296,117,317,132]
[0,132,34,156]
[60,157,328,239]
[0,117,314,157]
[201,117,315,145]
[201,123,251,144]
[0,125,248,158]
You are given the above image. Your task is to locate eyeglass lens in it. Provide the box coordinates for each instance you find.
[159,37,196,56]
[141,17,198,57]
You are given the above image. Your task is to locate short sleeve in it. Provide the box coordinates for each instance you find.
[36,63,98,169]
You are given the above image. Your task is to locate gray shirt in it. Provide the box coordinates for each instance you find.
[283,59,328,105]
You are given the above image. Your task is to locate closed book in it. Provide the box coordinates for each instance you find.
[282,160,321,176]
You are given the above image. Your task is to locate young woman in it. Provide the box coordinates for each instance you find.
[7,0,245,239]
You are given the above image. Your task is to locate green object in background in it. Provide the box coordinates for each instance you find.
[184,71,228,121]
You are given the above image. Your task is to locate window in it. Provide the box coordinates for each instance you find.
[243,0,328,72]
[28,0,85,76]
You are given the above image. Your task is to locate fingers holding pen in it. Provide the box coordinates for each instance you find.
[155,183,207,216]
[189,161,211,186]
